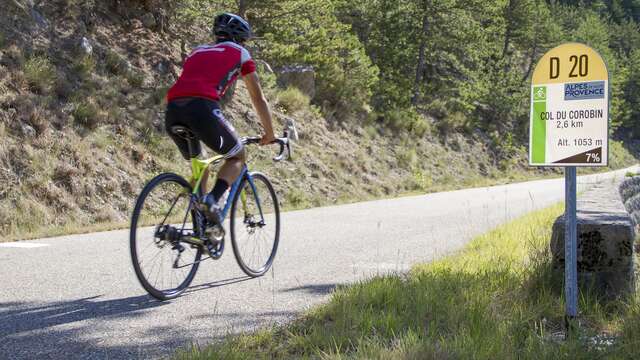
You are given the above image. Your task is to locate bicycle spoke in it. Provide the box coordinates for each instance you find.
[159,194,184,227]
[231,174,279,276]
[131,174,203,300]
[139,239,165,265]
[140,236,158,254]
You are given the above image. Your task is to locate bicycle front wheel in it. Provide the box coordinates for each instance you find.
[230,172,280,277]
[130,173,202,300]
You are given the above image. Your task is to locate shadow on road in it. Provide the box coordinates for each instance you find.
[185,276,253,295]
[280,283,340,295]
[0,276,270,359]
[0,295,165,337]
[0,295,170,359]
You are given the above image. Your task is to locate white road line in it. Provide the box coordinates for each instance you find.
[0,242,50,249]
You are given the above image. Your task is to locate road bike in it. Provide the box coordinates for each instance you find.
[130,125,291,300]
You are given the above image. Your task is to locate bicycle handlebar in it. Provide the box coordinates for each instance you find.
[241,131,291,162]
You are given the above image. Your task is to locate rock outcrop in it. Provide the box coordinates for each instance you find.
[276,65,316,99]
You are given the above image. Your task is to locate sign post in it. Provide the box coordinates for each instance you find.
[565,166,577,320]
[529,43,609,326]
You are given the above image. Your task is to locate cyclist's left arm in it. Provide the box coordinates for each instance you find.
[243,72,276,145]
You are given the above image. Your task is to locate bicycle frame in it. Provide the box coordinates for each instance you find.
[189,156,224,195]
[188,157,266,224]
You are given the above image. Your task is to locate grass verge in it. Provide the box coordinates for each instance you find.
[176,203,640,359]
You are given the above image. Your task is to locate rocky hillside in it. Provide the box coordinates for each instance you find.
[0,1,637,240]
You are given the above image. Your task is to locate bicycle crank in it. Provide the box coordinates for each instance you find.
[204,225,225,259]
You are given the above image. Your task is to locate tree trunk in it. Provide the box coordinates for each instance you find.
[411,15,429,106]
[502,0,515,60]
[521,39,538,82]
[237,0,248,18]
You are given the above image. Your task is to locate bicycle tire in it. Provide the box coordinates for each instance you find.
[230,172,280,277]
[130,173,202,300]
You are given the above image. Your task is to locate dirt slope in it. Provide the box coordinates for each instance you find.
[0,1,637,240]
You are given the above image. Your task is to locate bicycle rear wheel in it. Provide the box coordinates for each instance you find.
[130,173,202,300]
[230,172,280,277]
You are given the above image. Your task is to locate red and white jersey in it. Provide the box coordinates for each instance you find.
[167,41,256,102]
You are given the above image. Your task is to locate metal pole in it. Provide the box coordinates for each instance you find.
[565,166,578,321]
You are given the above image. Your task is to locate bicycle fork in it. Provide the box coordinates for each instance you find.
[242,174,267,230]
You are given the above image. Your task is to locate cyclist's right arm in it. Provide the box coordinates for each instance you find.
[243,72,276,145]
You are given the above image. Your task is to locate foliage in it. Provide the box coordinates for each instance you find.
[73,99,100,129]
[72,55,96,80]
[252,1,379,116]
[334,0,640,152]
[621,49,640,137]
[377,107,430,137]
[23,56,56,93]
[166,0,378,117]
[104,50,128,75]
[157,0,640,151]
[275,86,309,114]
[126,70,145,88]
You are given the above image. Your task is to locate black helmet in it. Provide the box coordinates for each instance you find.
[213,13,252,43]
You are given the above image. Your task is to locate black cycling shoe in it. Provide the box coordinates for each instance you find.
[199,193,223,225]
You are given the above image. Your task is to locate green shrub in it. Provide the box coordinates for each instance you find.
[105,50,128,75]
[397,147,418,169]
[407,115,430,137]
[379,107,426,136]
[436,111,467,137]
[54,76,74,100]
[73,55,95,80]
[412,169,433,190]
[126,70,145,88]
[5,45,24,67]
[363,125,378,139]
[426,99,449,119]
[285,188,309,209]
[150,84,170,105]
[259,2,378,118]
[24,56,56,93]
[0,32,5,48]
[609,140,637,169]
[73,100,100,129]
[276,86,310,114]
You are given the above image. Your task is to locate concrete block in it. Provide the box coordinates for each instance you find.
[551,181,636,297]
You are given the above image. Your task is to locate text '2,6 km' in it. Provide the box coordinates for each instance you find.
[529,42,609,166]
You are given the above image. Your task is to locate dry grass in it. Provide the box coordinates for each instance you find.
[23,56,56,93]
[176,204,640,359]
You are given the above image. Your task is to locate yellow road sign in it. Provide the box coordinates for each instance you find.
[529,43,609,166]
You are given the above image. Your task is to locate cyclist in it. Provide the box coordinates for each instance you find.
[165,13,276,225]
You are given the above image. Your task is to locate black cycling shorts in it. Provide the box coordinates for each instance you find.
[165,97,243,160]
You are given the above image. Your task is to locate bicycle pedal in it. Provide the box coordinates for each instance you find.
[205,237,224,259]
[205,225,225,242]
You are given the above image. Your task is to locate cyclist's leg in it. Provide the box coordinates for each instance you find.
[185,99,244,203]
[217,149,245,191]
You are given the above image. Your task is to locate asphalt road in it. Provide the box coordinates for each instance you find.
[0,167,635,359]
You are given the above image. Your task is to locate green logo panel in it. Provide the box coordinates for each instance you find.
[533,86,547,101]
